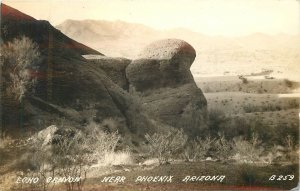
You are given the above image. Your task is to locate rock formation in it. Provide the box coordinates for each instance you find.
[86,56,131,90]
[1,4,156,147]
[126,39,207,135]
[2,4,207,143]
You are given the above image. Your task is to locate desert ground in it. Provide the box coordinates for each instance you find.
[1,74,299,191]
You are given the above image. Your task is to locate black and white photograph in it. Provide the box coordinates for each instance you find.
[0,0,299,190]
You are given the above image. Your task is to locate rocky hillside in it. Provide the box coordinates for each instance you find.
[1,4,152,144]
[0,4,207,145]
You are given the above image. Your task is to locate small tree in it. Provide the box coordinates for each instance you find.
[1,36,40,101]
[213,132,232,161]
[30,137,56,191]
[52,130,93,191]
[183,136,215,162]
[86,123,120,163]
[145,129,187,165]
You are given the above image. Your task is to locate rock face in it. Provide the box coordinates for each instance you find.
[2,3,207,144]
[126,39,196,92]
[86,56,131,90]
[126,39,207,135]
[1,4,156,147]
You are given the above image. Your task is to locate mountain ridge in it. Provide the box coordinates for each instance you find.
[56,19,300,81]
[56,19,300,59]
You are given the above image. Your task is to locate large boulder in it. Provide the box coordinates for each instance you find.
[126,39,208,135]
[85,55,131,90]
[126,39,196,92]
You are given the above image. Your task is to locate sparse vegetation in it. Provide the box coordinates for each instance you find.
[208,109,229,136]
[1,36,41,102]
[86,123,121,163]
[232,133,263,163]
[51,129,92,191]
[29,135,56,191]
[145,129,187,165]
[15,122,124,191]
[0,134,13,149]
[287,99,299,109]
[284,79,294,88]
[243,103,282,113]
[238,75,248,84]
[183,136,215,162]
[213,133,232,161]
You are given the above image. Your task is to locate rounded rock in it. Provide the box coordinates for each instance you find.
[138,38,196,68]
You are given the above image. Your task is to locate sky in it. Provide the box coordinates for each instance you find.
[2,0,300,36]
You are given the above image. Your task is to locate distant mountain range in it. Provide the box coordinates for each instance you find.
[56,19,300,58]
[56,19,300,80]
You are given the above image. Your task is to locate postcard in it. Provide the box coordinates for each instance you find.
[0,0,299,190]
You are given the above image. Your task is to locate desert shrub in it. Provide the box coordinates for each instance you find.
[285,135,295,151]
[284,79,294,88]
[247,116,275,142]
[239,75,248,84]
[274,124,299,146]
[232,133,263,163]
[284,135,298,163]
[0,134,13,149]
[102,150,133,166]
[183,136,215,162]
[212,133,232,161]
[263,145,282,164]
[243,103,282,113]
[259,135,298,164]
[1,36,41,102]
[26,123,122,191]
[51,129,93,191]
[145,129,187,165]
[18,128,88,191]
[27,138,56,191]
[287,99,299,109]
[243,104,260,113]
[208,109,229,137]
[223,117,254,140]
[86,124,120,162]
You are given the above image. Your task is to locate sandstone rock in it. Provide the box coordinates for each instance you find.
[138,38,196,62]
[126,39,207,135]
[1,4,157,147]
[3,3,208,147]
[126,39,196,92]
[86,56,131,90]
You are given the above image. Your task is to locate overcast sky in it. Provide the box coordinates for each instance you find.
[3,0,300,36]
